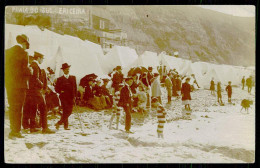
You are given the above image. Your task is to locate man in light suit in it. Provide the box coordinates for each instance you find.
[55,63,77,130]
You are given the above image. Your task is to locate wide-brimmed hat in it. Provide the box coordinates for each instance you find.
[33,51,44,59]
[61,63,71,69]
[16,34,29,44]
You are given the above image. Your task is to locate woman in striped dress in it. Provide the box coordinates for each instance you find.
[152,97,167,139]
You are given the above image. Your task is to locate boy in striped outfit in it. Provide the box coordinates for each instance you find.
[152,97,167,138]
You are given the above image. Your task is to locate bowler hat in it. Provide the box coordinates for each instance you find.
[34,51,44,59]
[61,63,71,69]
[16,34,29,44]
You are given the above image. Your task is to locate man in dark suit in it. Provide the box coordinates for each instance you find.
[112,66,124,93]
[5,34,32,138]
[28,51,55,134]
[55,63,77,130]
[118,77,134,133]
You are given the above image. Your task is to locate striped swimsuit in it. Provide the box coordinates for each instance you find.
[157,105,166,134]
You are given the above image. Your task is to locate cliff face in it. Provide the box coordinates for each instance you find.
[99,6,255,66]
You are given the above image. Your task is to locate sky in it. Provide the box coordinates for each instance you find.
[198,5,255,17]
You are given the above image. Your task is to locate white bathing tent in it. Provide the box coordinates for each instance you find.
[158,52,184,72]
[5,24,106,85]
[102,45,139,75]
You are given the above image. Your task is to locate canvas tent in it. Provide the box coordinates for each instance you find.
[191,61,209,76]
[139,51,160,68]
[200,66,222,89]
[158,52,184,72]
[5,24,106,85]
[47,35,106,85]
[5,24,59,60]
[121,55,159,76]
[102,45,139,75]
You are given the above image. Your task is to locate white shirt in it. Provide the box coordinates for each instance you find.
[64,74,70,79]
[32,60,40,67]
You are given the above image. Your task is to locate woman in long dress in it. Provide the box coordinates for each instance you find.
[181,77,192,111]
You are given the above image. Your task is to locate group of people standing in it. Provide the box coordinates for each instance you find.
[210,75,253,105]
[5,34,77,139]
[5,34,254,139]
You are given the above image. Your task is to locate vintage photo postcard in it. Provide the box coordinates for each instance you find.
[4,5,255,163]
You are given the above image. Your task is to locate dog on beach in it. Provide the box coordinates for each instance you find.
[240,99,253,114]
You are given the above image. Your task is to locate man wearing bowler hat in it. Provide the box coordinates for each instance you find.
[5,34,32,138]
[55,63,77,130]
[29,51,55,134]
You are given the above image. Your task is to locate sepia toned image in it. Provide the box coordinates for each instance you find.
[4,5,255,163]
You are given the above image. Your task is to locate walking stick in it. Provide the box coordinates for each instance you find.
[74,101,87,136]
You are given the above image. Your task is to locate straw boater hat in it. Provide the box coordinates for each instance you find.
[33,51,44,59]
[16,34,29,44]
[61,63,71,69]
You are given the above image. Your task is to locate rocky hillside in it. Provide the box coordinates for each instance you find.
[91,6,254,66]
[6,6,255,66]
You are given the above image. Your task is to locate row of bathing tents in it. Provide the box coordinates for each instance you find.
[5,24,254,89]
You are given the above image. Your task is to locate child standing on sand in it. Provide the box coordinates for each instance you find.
[217,82,223,105]
[152,97,167,139]
[225,81,232,103]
